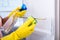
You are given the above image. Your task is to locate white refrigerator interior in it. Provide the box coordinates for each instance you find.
[0,0,55,40]
[24,0,55,40]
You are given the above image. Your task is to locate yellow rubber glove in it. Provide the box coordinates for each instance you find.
[8,7,26,18]
[1,16,37,40]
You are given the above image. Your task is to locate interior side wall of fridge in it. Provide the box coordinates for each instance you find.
[24,0,55,40]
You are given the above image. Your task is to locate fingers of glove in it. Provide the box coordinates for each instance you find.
[16,10,26,17]
[23,29,34,38]
[28,23,36,31]
[12,7,21,12]
[23,16,35,26]
[28,20,37,30]
[8,7,20,17]
[15,7,21,11]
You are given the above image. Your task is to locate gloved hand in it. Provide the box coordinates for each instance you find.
[8,4,27,18]
[1,16,37,40]
[1,4,27,34]
[2,4,27,27]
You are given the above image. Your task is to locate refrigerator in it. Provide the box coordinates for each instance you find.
[0,0,59,40]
